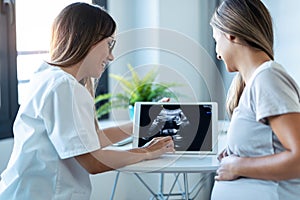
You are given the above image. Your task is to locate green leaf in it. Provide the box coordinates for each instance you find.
[128,63,140,86]
[109,74,134,95]
[96,101,112,118]
[95,64,186,118]
[94,93,112,104]
[141,66,158,84]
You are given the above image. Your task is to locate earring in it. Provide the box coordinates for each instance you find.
[217,55,222,60]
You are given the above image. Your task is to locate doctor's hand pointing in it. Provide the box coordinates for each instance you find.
[142,136,175,160]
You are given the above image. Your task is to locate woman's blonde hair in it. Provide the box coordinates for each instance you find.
[47,2,116,129]
[210,0,274,117]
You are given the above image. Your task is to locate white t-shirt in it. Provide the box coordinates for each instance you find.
[212,61,300,200]
[0,62,100,200]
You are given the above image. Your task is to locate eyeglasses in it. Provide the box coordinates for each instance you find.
[108,38,116,53]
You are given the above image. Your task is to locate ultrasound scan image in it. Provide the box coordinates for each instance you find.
[144,107,190,149]
[138,104,212,151]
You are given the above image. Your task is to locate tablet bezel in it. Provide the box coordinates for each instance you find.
[132,102,218,155]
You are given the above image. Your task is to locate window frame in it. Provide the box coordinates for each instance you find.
[0,0,19,139]
[93,0,109,120]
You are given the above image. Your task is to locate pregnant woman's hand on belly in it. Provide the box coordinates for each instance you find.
[215,154,240,181]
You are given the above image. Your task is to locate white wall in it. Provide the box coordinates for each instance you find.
[105,0,226,121]
[262,0,300,85]
[106,0,160,120]
[158,0,226,119]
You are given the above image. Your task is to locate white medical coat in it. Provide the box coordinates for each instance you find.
[0,62,100,200]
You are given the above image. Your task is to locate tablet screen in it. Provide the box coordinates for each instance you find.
[133,102,218,154]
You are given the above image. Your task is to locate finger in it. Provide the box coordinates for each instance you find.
[165,140,174,148]
[168,140,174,147]
[157,136,173,142]
[215,175,219,181]
[152,137,171,145]
[214,174,220,181]
[159,97,170,102]
[214,170,222,181]
[167,147,175,153]
[165,144,175,153]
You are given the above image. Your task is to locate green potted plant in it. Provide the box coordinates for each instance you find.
[95,64,182,119]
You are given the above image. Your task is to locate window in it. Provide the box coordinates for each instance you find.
[16,0,94,104]
[0,0,108,139]
[0,0,18,139]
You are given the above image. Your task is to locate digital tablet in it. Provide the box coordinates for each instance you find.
[132,102,218,155]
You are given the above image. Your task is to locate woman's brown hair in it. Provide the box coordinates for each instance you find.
[47,2,116,130]
[210,0,274,117]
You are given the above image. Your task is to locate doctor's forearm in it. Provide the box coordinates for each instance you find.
[91,148,148,171]
[97,122,133,146]
[75,148,148,174]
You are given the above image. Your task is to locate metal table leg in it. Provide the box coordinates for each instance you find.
[183,173,189,200]
[110,171,120,200]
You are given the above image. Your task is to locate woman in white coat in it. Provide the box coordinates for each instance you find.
[0,3,174,200]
